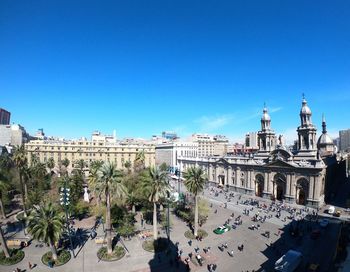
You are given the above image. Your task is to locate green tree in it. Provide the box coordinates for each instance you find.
[62,158,70,168]
[74,159,86,175]
[27,202,64,260]
[96,162,126,255]
[12,145,29,217]
[134,150,145,172]
[124,161,132,174]
[0,223,10,258]
[47,158,55,173]
[159,162,168,172]
[183,166,206,237]
[0,171,9,219]
[141,166,169,240]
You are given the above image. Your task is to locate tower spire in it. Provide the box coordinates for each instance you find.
[322,114,327,133]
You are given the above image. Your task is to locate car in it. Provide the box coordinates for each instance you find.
[328,206,335,214]
[319,219,329,228]
[334,210,341,217]
[213,224,231,234]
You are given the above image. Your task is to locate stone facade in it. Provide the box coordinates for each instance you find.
[178,98,331,208]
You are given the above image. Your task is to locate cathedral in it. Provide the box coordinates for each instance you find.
[178,97,336,208]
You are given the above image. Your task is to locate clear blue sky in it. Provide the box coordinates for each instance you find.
[1,1,349,143]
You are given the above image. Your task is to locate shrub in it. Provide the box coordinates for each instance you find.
[0,249,25,265]
[97,246,125,261]
[42,250,71,267]
[184,229,208,240]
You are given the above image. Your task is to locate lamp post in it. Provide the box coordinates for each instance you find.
[60,177,75,258]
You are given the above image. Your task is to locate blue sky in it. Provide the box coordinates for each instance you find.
[1,1,349,143]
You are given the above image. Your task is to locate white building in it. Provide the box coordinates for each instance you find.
[0,124,29,147]
[155,141,198,169]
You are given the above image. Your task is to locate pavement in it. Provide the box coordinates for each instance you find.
[0,185,345,272]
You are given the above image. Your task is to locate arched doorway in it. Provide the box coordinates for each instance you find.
[296,178,309,205]
[255,174,264,197]
[273,173,286,201]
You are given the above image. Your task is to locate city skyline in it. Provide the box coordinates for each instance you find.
[1,1,349,143]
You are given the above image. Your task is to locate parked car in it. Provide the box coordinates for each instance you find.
[213,224,231,234]
[328,206,335,214]
[334,210,341,217]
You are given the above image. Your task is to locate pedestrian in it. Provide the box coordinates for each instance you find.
[28,261,32,270]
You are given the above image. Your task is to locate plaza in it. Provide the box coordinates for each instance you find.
[1,184,345,272]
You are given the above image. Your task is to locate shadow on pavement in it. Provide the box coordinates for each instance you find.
[148,237,189,272]
[258,214,344,272]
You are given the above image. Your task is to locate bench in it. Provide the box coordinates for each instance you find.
[6,239,28,247]
[95,237,107,244]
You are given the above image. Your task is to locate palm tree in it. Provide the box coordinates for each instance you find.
[142,166,169,240]
[134,150,145,172]
[62,158,70,168]
[27,202,64,261]
[74,159,86,175]
[47,158,55,174]
[124,161,132,174]
[183,166,206,237]
[12,145,29,216]
[88,165,101,206]
[0,223,10,258]
[96,162,126,254]
[90,160,103,172]
[0,171,9,219]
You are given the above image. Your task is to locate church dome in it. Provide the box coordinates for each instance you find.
[300,98,312,115]
[317,133,333,145]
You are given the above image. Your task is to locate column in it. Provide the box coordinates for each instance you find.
[264,172,268,192]
[314,175,321,200]
[286,174,291,196]
[308,175,314,200]
[227,166,232,186]
[208,164,213,182]
[290,174,296,197]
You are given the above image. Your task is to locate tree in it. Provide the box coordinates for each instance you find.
[141,166,169,240]
[74,159,86,175]
[159,162,168,172]
[12,145,29,216]
[124,161,132,174]
[62,158,70,168]
[96,162,126,254]
[0,171,9,219]
[0,223,10,258]
[183,166,206,237]
[134,150,145,172]
[47,158,55,174]
[27,202,64,260]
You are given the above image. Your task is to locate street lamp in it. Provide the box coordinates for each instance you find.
[175,168,181,194]
[60,178,75,258]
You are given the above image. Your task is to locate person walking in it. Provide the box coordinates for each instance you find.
[28,262,32,270]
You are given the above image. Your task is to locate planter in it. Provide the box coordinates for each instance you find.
[0,249,25,265]
[41,250,71,267]
[97,246,125,261]
[142,239,168,253]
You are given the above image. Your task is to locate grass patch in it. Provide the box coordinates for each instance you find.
[97,246,125,261]
[184,229,208,240]
[142,239,168,253]
[0,249,25,265]
[42,249,71,267]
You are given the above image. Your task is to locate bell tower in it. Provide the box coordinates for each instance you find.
[257,104,276,154]
[295,95,317,159]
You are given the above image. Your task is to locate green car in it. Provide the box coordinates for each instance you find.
[213,224,231,234]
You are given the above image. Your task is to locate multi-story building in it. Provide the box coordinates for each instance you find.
[339,129,350,152]
[25,132,156,171]
[0,108,11,125]
[155,141,198,169]
[178,98,335,208]
[0,124,29,147]
[190,133,229,157]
